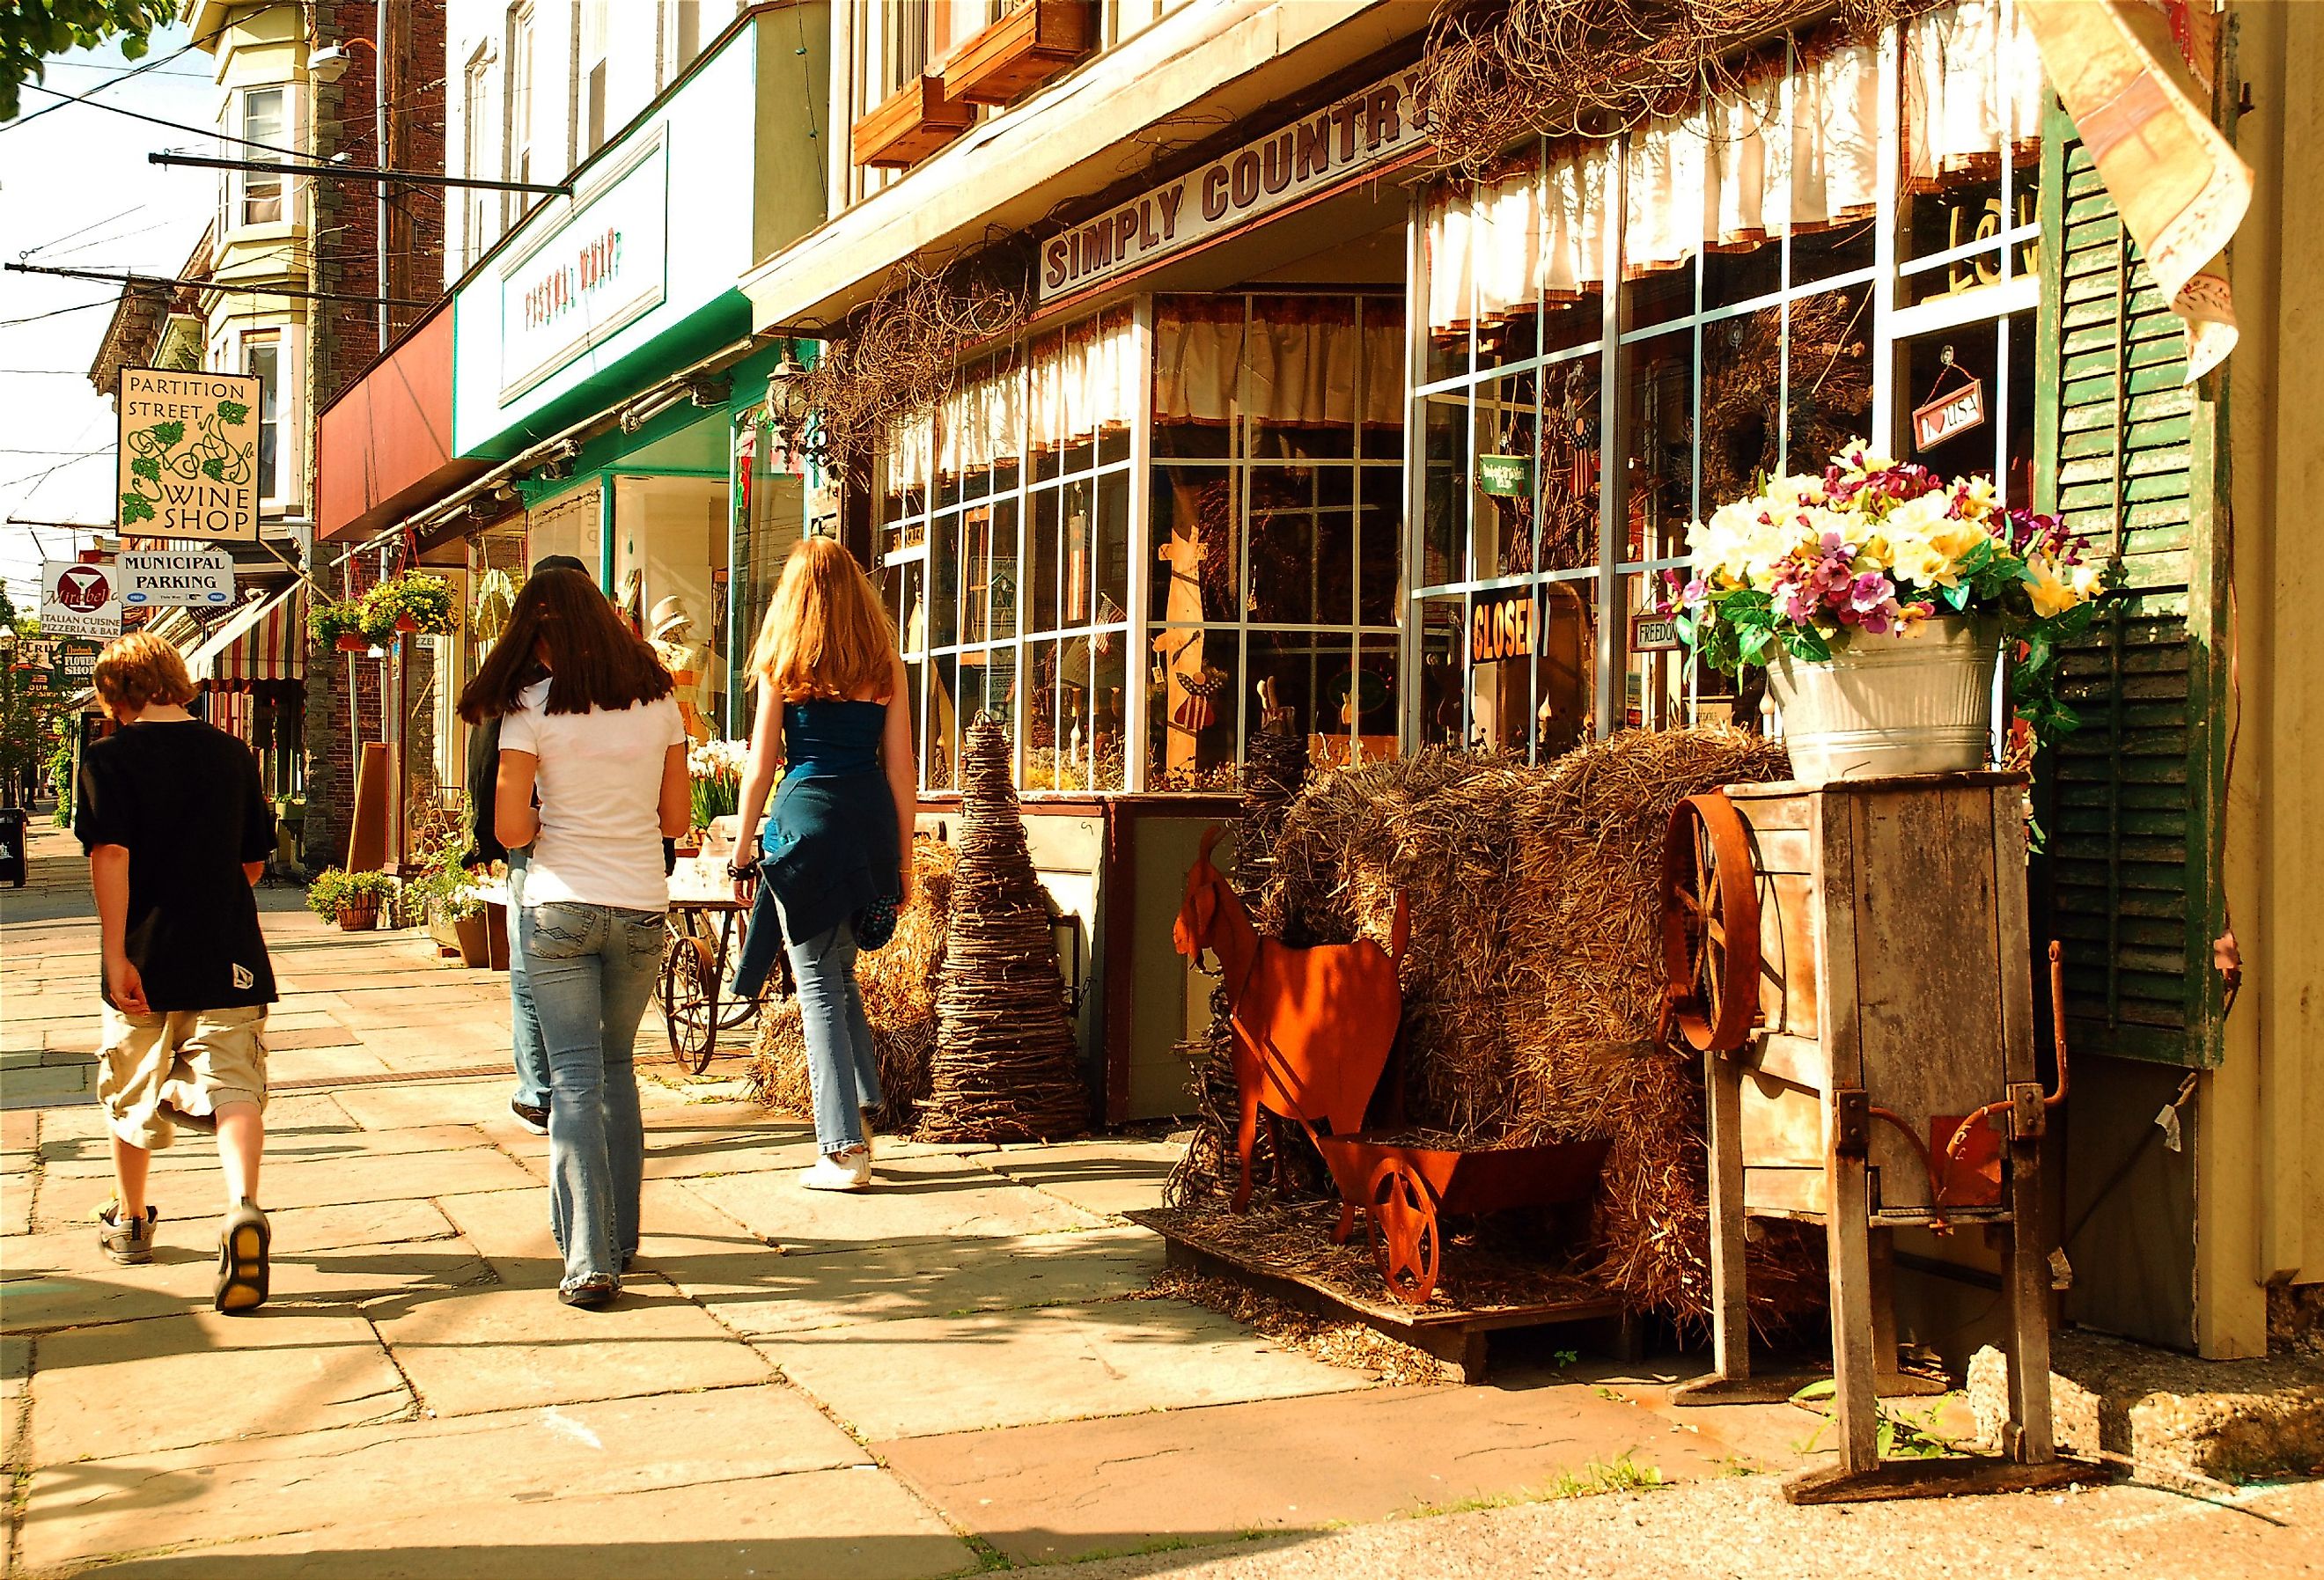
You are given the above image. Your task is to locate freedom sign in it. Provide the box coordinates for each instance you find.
[117,368,262,542]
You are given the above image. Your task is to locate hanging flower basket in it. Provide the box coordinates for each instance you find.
[335,633,370,653]
[364,573,459,639]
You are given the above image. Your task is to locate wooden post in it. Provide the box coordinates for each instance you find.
[1706,1048,1751,1382]
[2003,1134,2056,1461]
[1824,1135,1880,1472]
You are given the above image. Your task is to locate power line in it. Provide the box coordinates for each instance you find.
[2,3,306,135]
[3,261,433,309]
[0,301,116,330]
[16,83,305,159]
[16,203,143,259]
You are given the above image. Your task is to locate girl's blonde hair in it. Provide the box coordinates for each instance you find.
[748,535,897,702]
[92,630,198,719]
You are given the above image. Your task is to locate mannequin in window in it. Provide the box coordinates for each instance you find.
[650,596,713,743]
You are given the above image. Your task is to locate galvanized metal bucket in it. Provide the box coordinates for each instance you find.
[1768,616,1999,785]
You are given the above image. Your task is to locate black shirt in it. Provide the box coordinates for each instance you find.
[75,719,278,1012]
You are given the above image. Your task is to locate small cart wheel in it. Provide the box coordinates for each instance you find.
[1658,791,1763,1053]
[1366,1157,1441,1308]
[660,933,720,1076]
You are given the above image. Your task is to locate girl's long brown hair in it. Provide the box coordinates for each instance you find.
[748,536,897,702]
[458,566,672,721]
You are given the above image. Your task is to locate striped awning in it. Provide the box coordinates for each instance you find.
[196,584,305,690]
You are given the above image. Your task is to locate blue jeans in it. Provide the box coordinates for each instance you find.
[506,850,548,1109]
[519,901,662,1290]
[790,919,881,1157]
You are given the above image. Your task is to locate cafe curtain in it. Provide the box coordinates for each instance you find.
[1153,298,1402,428]
[889,309,1141,496]
[1425,0,2043,337]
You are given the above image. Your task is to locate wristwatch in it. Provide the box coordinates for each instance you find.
[727,856,762,881]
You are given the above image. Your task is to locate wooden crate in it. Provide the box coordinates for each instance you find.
[851,73,977,170]
[942,1,1092,107]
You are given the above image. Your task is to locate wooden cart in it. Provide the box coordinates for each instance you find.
[1659,771,2081,1502]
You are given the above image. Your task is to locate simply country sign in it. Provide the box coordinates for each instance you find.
[121,548,236,607]
[116,368,262,542]
[1036,67,1430,304]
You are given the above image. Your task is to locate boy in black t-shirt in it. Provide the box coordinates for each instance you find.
[77,631,278,1313]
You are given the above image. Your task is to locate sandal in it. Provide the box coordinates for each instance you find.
[558,1275,621,1310]
[214,1202,270,1313]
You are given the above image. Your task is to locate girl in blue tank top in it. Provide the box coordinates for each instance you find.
[727,538,915,1192]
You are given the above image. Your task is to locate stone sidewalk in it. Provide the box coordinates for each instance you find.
[5,815,2317,1577]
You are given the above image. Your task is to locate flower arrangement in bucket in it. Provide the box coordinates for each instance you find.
[687,738,747,839]
[1662,445,2116,784]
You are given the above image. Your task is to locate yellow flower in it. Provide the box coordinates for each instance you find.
[2025,556,2082,618]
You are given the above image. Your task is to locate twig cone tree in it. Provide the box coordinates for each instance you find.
[920,718,1091,1142]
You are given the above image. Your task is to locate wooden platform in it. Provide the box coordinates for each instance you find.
[1131,1206,1633,1384]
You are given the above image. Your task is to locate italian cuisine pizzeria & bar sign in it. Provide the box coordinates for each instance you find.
[1037,66,1430,303]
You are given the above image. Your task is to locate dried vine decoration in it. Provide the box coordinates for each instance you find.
[1696,291,1872,509]
[1414,0,1943,178]
[788,245,1035,481]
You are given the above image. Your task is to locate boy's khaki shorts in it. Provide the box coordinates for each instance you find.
[97,1005,268,1150]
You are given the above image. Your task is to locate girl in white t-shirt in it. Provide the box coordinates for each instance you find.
[480,568,689,1308]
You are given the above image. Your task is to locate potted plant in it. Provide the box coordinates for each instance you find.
[685,738,746,853]
[1663,445,2117,785]
[313,600,371,653]
[364,573,459,637]
[411,833,491,966]
[305,867,400,930]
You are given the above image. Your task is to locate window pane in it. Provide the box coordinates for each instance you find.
[1537,356,1601,574]
[1147,627,1238,791]
[1416,598,1464,749]
[1622,328,1693,565]
[1419,394,1467,590]
[927,653,960,790]
[1149,464,1232,624]
[1093,469,1129,623]
[1091,636,1127,790]
[1777,282,1873,476]
[1028,487,1061,636]
[1357,466,1400,627]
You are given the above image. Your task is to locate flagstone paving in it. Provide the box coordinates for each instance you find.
[18,813,2291,1578]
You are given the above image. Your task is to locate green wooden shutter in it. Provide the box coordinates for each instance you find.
[2034,105,2230,1068]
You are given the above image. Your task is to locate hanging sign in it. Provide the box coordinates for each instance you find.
[1037,67,1429,304]
[1469,585,1538,665]
[120,547,236,607]
[116,368,262,542]
[1630,612,1685,652]
[1476,454,1532,497]
[40,561,122,641]
[1911,375,1987,453]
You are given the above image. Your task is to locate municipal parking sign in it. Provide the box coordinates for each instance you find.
[121,548,235,607]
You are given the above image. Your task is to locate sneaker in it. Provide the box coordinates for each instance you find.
[214,1202,270,1314]
[800,1149,872,1192]
[98,1202,157,1266]
[558,1275,620,1309]
[510,1096,550,1136]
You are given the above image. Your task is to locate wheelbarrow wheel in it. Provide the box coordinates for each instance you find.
[1366,1157,1441,1308]
[660,933,720,1076]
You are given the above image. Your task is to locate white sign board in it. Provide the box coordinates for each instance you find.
[1036,67,1430,304]
[121,548,236,607]
[498,132,669,402]
[40,561,123,641]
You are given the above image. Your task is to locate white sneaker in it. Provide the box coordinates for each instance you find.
[800,1149,871,1192]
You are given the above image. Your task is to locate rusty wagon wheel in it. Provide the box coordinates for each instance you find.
[1658,791,1762,1054]
[1366,1157,1442,1308]
[660,930,721,1077]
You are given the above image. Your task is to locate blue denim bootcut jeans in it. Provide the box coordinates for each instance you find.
[518,900,662,1290]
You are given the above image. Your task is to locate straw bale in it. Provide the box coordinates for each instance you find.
[1229,727,1825,1328]
[747,837,959,1134]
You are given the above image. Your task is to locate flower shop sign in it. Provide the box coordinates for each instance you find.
[1037,67,1429,303]
[116,369,262,542]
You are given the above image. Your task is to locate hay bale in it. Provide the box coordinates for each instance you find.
[920,719,1091,1142]
[1247,727,1821,1328]
[746,836,959,1134]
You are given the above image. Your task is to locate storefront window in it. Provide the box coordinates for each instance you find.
[1413,3,2042,752]
[1149,294,1403,790]
[612,473,730,744]
[732,419,806,738]
[879,305,1136,795]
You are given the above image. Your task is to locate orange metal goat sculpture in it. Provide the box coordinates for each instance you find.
[1173,826,1408,1212]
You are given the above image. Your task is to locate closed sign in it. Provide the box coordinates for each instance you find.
[121,548,235,606]
[1470,586,1537,665]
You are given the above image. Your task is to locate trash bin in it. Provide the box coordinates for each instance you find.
[0,806,26,888]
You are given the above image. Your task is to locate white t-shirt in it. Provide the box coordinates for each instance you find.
[499,680,684,914]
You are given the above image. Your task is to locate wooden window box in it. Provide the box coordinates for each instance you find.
[851,73,976,170]
[941,1,1092,107]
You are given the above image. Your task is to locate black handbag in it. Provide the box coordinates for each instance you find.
[854,893,900,952]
